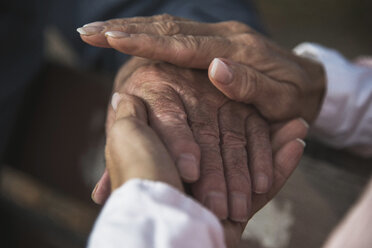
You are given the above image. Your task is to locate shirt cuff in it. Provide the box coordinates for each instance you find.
[293,43,355,146]
[88,179,225,248]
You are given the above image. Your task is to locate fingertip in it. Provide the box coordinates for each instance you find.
[252,173,272,194]
[91,171,111,205]
[275,139,305,176]
[111,92,122,112]
[208,58,233,85]
[271,119,309,152]
[176,153,200,182]
[298,118,310,129]
[76,26,104,36]
[296,138,306,148]
[229,192,250,222]
[204,191,229,220]
[91,183,99,203]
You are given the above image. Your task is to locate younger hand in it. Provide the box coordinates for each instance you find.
[105,93,183,192]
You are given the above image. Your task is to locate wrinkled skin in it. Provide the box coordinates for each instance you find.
[106,90,307,248]
[100,57,273,222]
[79,14,325,123]
[77,15,311,246]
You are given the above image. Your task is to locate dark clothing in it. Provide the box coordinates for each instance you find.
[0,0,263,160]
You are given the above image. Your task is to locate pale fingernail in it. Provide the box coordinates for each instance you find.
[83,21,106,27]
[204,191,228,219]
[176,153,199,182]
[229,192,248,222]
[253,173,269,194]
[111,92,122,112]
[91,183,99,203]
[296,138,306,147]
[105,31,130,38]
[210,58,233,84]
[76,26,104,36]
[299,118,310,129]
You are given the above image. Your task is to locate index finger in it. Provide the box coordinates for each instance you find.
[78,14,191,48]
[104,33,233,68]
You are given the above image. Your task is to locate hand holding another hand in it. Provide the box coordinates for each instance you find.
[105,91,308,248]
[79,15,311,246]
[78,14,325,123]
[93,57,308,224]
[102,59,275,222]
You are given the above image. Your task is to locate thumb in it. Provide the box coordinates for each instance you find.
[208,58,297,121]
[106,93,184,192]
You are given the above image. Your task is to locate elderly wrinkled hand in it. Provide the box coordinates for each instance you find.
[103,58,274,222]
[104,90,308,248]
[78,14,325,123]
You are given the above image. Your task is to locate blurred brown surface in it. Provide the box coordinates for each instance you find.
[1,64,113,247]
[0,166,99,248]
[240,1,372,247]
[240,141,371,248]
[256,0,372,58]
[9,64,112,201]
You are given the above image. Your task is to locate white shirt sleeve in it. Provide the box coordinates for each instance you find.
[294,43,372,157]
[88,179,226,248]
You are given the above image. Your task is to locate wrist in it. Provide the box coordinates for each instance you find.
[300,58,326,123]
[109,167,184,193]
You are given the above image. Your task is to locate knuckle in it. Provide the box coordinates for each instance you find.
[233,33,263,50]
[225,171,250,187]
[202,165,225,177]
[154,109,188,123]
[223,20,251,33]
[220,101,250,118]
[193,125,220,146]
[121,23,138,33]
[158,13,176,21]
[221,130,246,147]
[130,64,167,83]
[156,21,180,35]
[172,35,200,60]
[154,21,181,35]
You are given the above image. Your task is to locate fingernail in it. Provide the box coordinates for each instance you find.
[253,173,269,194]
[83,21,106,27]
[296,138,306,147]
[91,183,99,203]
[111,93,122,112]
[210,58,233,84]
[299,118,310,129]
[76,26,104,36]
[176,153,199,182]
[229,192,248,222]
[204,191,228,219]
[105,31,130,38]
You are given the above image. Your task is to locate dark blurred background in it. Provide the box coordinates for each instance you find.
[0,1,371,248]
